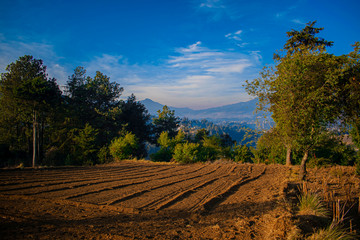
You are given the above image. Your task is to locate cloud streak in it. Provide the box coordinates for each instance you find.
[196,0,238,21]
[0,35,261,110]
[169,41,253,74]
[116,41,260,109]
[0,35,68,84]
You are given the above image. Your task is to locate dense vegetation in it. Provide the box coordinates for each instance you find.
[246,21,360,178]
[0,57,257,167]
[0,22,359,171]
[0,59,154,167]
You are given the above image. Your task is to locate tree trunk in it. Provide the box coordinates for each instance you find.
[38,120,44,165]
[32,110,37,168]
[299,150,309,180]
[286,145,292,166]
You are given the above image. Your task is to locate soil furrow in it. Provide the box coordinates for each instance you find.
[0,164,188,195]
[162,167,252,212]
[100,165,221,206]
[153,177,220,211]
[137,165,235,210]
[0,164,170,187]
[54,165,206,200]
[200,167,267,212]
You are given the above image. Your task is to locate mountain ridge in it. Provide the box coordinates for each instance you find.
[140,98,261,122]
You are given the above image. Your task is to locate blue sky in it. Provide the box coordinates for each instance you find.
[1,0,359,109]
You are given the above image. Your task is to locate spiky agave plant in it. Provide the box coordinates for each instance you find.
[298,192,329,217]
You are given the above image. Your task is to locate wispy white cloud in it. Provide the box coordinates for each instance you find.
[199,0,225,9]
[225,29,242,41]
[225,29,249,47]
[169,41,252,74]
[0,35,261,109]
[0,35,68,84]
[292,18,307,26]
[132,42,260,108]
[196,0,238,21]
[206,61,251,73]
[82,41,261,109]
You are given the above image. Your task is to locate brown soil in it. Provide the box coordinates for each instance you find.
[0,161,359,239]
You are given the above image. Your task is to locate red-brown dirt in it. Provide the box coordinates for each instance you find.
[0,161,359,239]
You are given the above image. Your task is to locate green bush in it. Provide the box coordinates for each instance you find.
[233,144,254,163]
[253,131,287,164]
[109,132,138,160]
[313,136,357,166]
[308,157,332,168]
[173,142,200,163]
[197,136,221,161]
[97,146,112,164]
[150,148,172,162]
[69,123,99,165]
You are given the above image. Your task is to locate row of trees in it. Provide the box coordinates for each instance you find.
[246,21,360,179]
[0,55,256,167]
[0,56,176,167]
[150,128,254,164]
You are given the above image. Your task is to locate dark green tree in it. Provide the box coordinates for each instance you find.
[152,105,179,141]
[65,67,124,129]
[337,43,360,149]
[118,94,152,157]
[194,128,210,143]
[246,22,346,179]
[0,55,61,167]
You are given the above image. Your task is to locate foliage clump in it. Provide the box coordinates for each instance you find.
[0,59,151,167]
[150,127,255,163]
[246,21,360,177]
[109,132,138,161]
[232,144,254,163]
[173,142,200,163]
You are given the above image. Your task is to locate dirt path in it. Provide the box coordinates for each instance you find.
[0,161,358,239]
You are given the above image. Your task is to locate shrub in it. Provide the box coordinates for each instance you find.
[109,132,138,161]
[157,131,172,149]
[308,222,356,240]
[308,157,332,168]
[253,130,287,164]
[197,136,221,161]
[298,192,329,217]
[97,146,112,164]
[70,123,99,165]
[312,133,357,166]
[233,144,254,163]
[150,148,172,162]
[173,142,199,163]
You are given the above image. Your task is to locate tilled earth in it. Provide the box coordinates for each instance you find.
[0,161,358,239]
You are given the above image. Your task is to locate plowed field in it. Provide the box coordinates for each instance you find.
[0,161,359,239]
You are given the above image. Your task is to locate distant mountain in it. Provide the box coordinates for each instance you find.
[140,98,265,123]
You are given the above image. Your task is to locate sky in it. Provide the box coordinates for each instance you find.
[1,0,359,109]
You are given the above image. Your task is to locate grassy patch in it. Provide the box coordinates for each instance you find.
[298,192,329,218]
[307,222,356,240]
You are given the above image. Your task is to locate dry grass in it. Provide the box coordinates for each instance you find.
[298,191,330,218]
[307,222,357,240]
